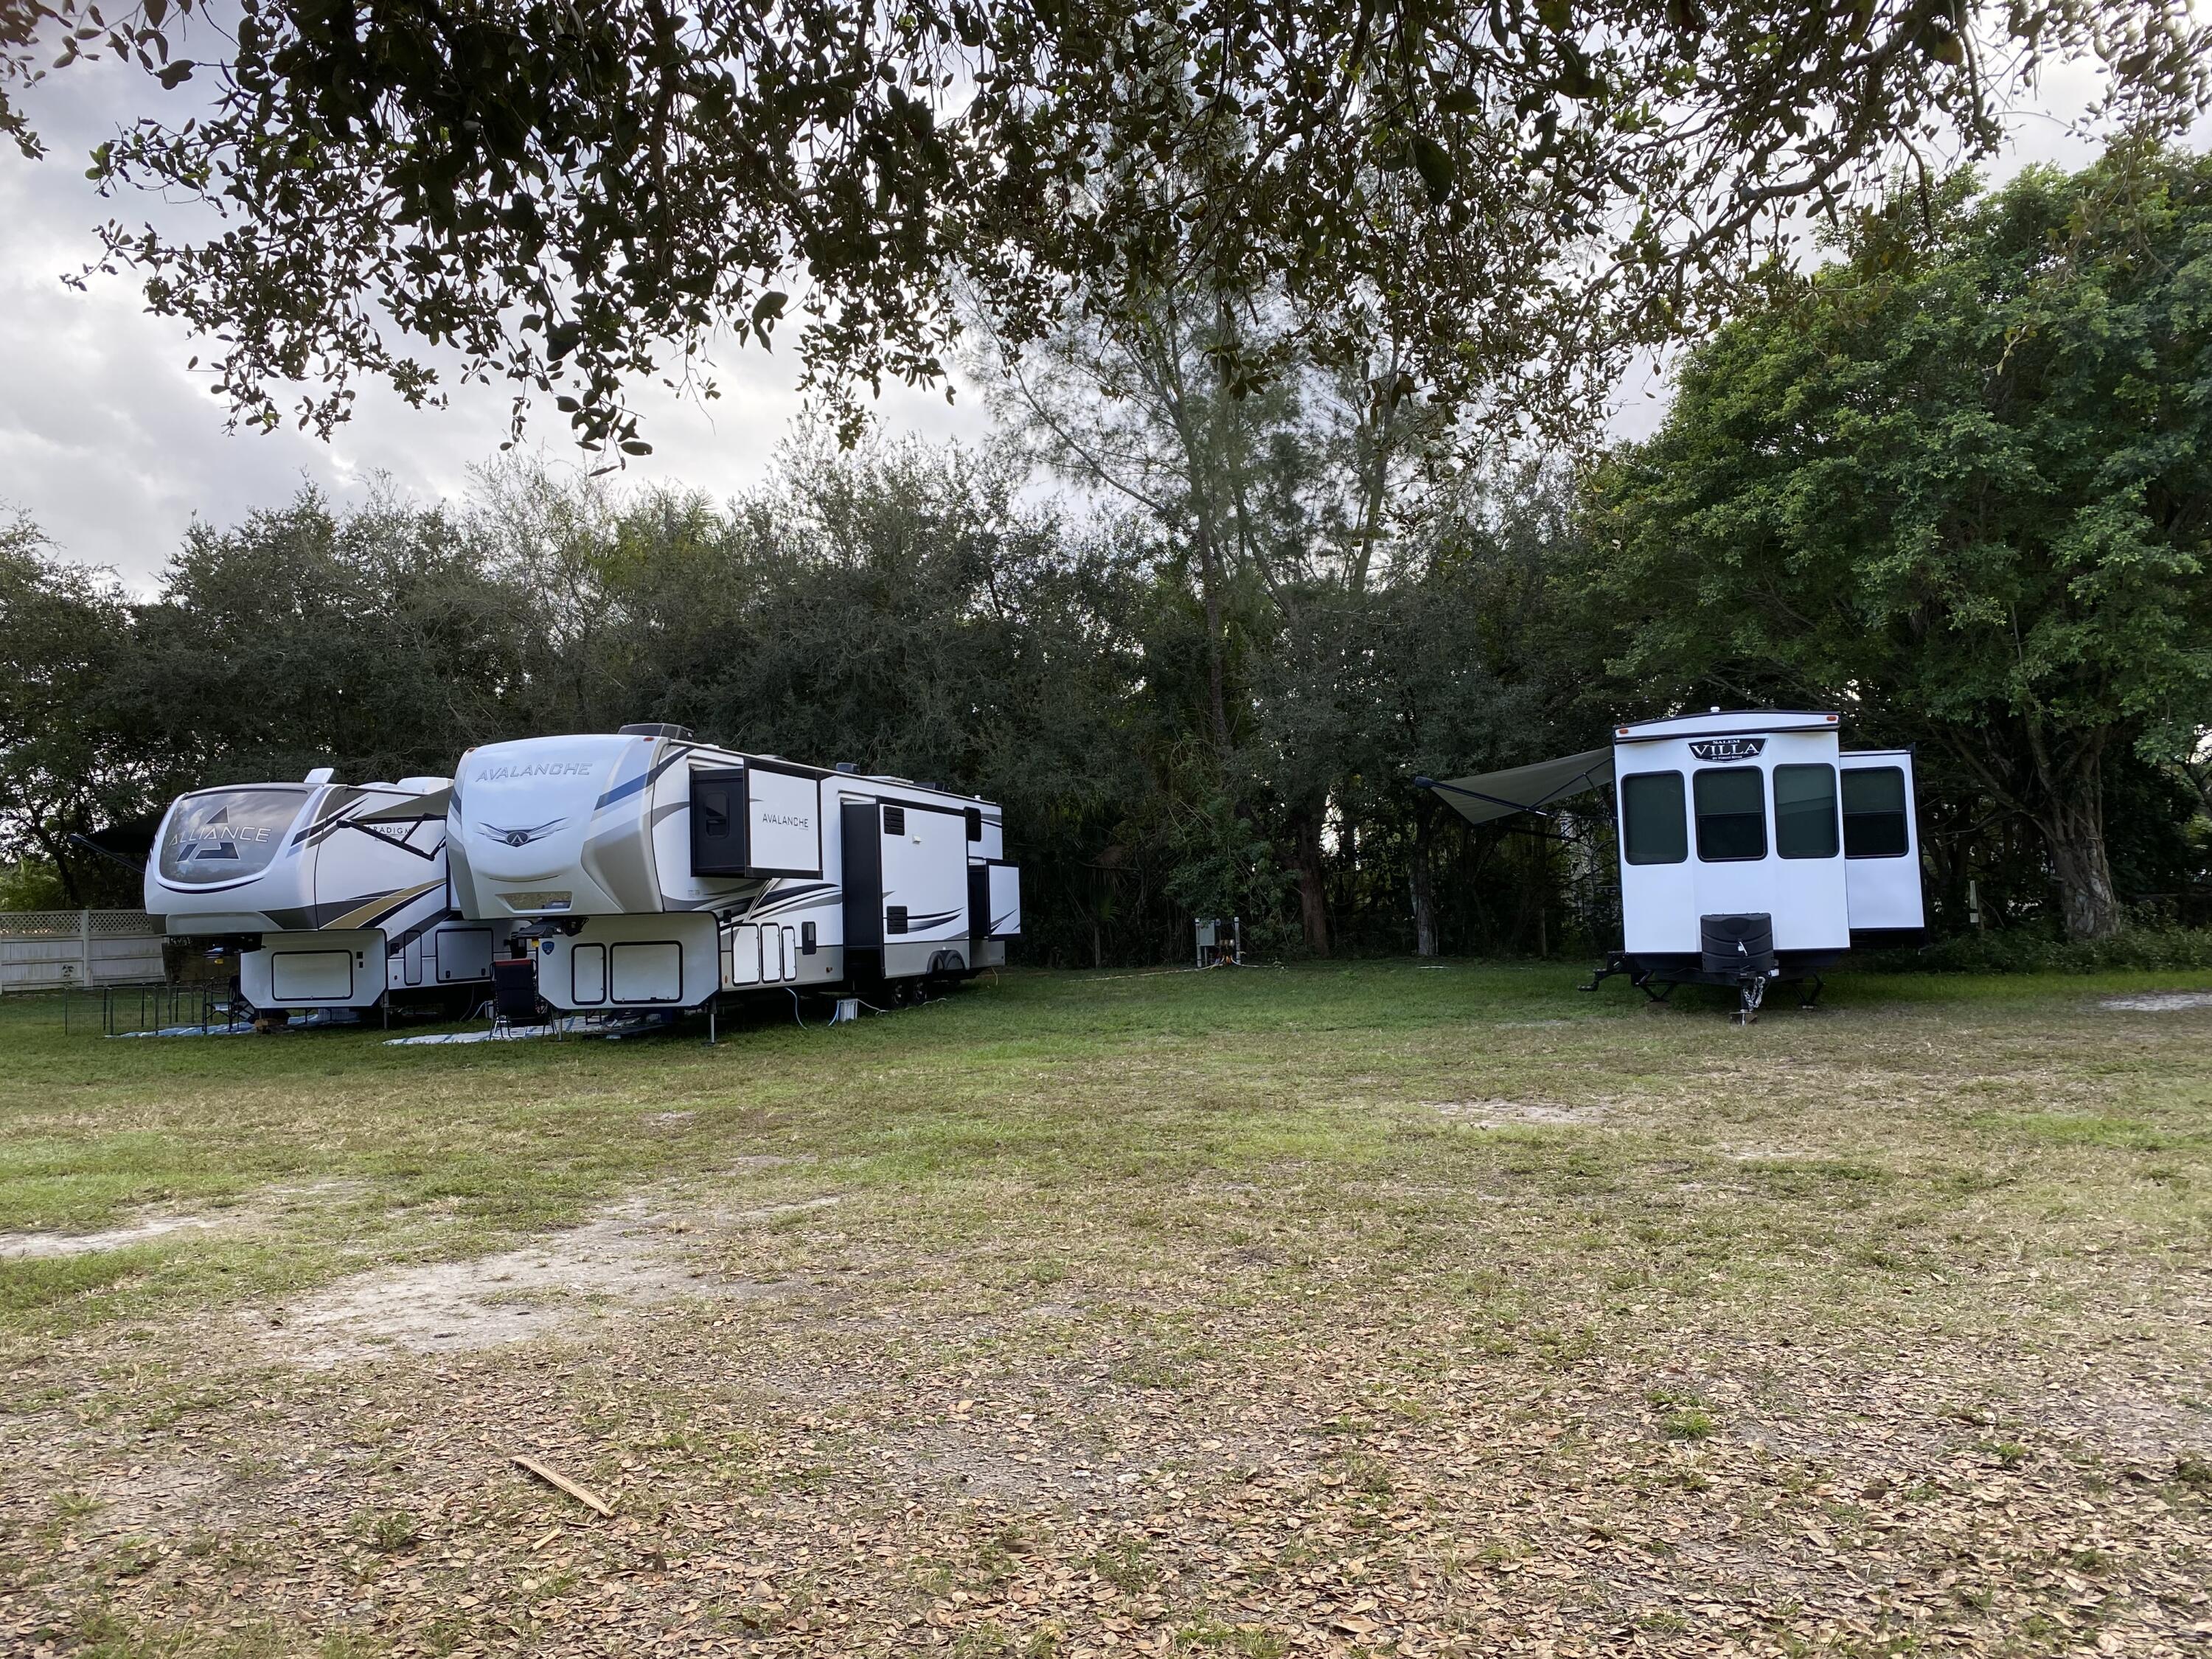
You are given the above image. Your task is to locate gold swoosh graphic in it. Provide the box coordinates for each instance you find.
[326,878,445,932]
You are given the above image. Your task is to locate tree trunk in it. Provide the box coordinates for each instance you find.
[29,819,83,907]
[1194,523,1234,768]
[2038,793,2121,941]
[1411,810,1439,958]
[1292,812,1331,956]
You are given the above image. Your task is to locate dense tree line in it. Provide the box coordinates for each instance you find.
[0,443,1588,962]
[4,149,2209,955]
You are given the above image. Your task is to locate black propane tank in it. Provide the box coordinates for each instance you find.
[1700,913,1776,978]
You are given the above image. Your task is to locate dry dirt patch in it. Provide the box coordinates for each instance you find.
[254,1192,839,1368]
[2101,990,2212,1012]
[0,1180,372,1261]
[1425,1098,1606,1127]
[0,1213,232,1259]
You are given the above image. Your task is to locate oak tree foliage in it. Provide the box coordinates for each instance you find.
[4,0,2204,454]
[1586,142,2212,941]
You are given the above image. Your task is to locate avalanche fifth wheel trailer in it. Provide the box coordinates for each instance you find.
[445,725,1021,1016]
[1417,710,1925,1018]
[145,773,494,1015]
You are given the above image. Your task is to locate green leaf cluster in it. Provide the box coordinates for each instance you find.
[1587,142,2212,938]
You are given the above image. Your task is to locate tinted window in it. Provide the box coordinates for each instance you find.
[1774,764,1839,859]
[1621,771,1686,865]
[689,768,747,876]
[157,787,308,885]
[1694,768,1767,861]
[1843,767,1910,858]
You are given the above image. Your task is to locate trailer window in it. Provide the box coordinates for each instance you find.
[158,787,307,885]
[1773,764,1839,859]
[1620,771,1687,865]
[689,768,748,877]
[1843,767,1910,858]
[1694,768,1767,861]
[883,805,905,837]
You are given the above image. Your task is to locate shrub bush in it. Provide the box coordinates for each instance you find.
[1862,925,2212,975]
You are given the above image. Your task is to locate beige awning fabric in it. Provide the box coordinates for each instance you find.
[353,786,453,824]
[1419,748,1614,827]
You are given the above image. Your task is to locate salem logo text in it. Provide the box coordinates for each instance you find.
[1689,737,1767,762]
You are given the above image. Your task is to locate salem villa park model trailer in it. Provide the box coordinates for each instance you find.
[1421,709,1924,1016]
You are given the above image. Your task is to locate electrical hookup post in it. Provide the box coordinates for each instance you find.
[1194,918,1242,969]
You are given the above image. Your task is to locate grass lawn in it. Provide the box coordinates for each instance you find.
[1,961,2209,1657]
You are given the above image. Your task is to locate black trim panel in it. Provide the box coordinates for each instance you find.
[1615,721,1840,748]
[1848,927,1929,950]
[841,801,884,950]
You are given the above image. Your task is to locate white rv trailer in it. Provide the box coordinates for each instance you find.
[446,725,1020,1015]
[145,772,494,1013]
[1419,709,1924,1015]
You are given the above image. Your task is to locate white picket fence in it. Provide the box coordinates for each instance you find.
[0,911,166,993]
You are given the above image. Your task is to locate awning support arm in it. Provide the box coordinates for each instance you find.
[1413,776,1553,820]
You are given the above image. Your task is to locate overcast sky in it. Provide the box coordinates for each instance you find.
[0,46,2161,589]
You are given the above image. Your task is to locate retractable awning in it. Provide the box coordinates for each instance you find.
[353,786,453,825]
[1416,748,1614,827]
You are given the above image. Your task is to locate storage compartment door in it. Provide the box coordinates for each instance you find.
[571,943,608,1004]
[727,923,762,986]
[987,863,1022,938]
[610,940,684,1004]
[271,949,355,1001]
[434,927,493,984]
[780,927,799,981]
